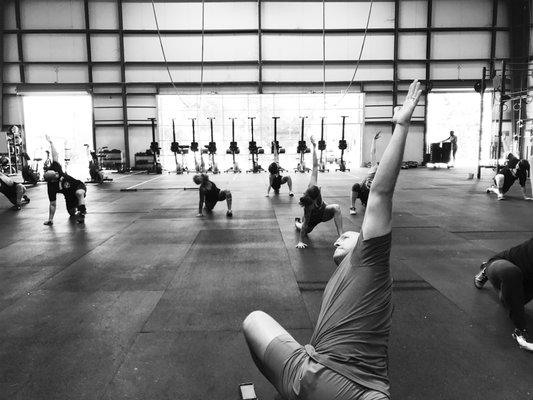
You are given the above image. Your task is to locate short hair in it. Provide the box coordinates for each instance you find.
[193,173,208,185]
[43,170,59,182]
[517,159,530,173]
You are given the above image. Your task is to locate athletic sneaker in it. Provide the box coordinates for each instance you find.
[349,207,357,215]
[513,329,533,352]
[226,210,233,217]
[474,262,488,289]
[23,195,30,203]
[289,191,294,197]
[76,211,85,224]
[295,217,301,223]
[497,194,505,200]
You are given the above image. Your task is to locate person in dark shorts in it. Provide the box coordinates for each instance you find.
[43,135,87,225]
[242,80,423,400]
[475,238,533,352]
[266,143,294,197]
[486,159,531,200]
[441,131,457,166]
[0,172,30,210]
[192,173,232,217]
[350,131,381,215]
[294,135,343,249]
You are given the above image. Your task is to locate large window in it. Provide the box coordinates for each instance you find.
[157,92,364,170]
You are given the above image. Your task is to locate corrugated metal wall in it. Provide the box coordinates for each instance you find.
[1,0,525,166]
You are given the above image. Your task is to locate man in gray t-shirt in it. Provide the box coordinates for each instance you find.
[243,80,422,400]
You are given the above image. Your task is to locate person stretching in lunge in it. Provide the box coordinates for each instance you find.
[243,80,422,400]
[475,237,533,352]
[294,135,343,249]
[193,173,232,217]
[486,159,531,201]
[0,171,30,210]
[266,141,294,197]
[43,135,88,225]
[350,131,381,215]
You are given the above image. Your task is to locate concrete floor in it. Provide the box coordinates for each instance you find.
[0,167,532,400]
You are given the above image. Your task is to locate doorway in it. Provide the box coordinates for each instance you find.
[22,94,93,179]
[426,91,492,167]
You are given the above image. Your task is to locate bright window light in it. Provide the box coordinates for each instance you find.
[157,93,364,171]
[22,94,93,180]
[427,91,492,167]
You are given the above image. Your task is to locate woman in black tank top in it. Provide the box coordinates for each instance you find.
[193,173,233,217]
[266,143,294,197]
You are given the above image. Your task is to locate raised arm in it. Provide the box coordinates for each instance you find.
[266,175,273,196]
[308,135,318,187]
[273,141,279,164]
[45,135,59,162]
[370,131,381,166]
[361,80,422,240]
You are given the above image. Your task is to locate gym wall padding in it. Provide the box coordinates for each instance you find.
[0,0,517,164]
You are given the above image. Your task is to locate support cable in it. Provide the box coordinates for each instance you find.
[336,0,374,104]
[151,0,189,108]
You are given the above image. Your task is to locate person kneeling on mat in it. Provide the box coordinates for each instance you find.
[475,237,533,352]
[0,171,30,211]
[193,173,232,217]
[266,164,293,197]
[350,131,380,215]
[295,136,343,249]
[486,159,531,201]
[243,80,423,400]
[43,135,87,225]
[266,141,294,197]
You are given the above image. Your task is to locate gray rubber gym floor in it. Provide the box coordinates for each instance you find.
[0,167,532,400]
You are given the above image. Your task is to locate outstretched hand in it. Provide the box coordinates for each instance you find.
[45,134,52,143]
[310,135,316,146]
[374,131,381,140]
[296,241,307,249]
[392,80,423,126]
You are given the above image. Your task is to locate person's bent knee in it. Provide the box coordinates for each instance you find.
[243,310,268,334]
[332,204,341,214]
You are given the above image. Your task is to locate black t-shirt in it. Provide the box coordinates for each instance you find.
[0,177,17,197]
[303,186,326,224]
[47,174,84,201]
[490,238,533,281]
[498,166,527,193]
[202,181,220,203]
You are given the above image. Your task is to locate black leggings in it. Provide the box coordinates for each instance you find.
[486,259,533,330]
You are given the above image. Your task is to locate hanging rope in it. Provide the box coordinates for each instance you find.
[150,0,189,108]
[200,0,206,97]
[322,0,326,117]
[336,0,374,105]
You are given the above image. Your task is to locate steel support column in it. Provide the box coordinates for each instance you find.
[84,0,96,149]
[422,0,432,161]
[258,0,263,94]
[118,0,130,168]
